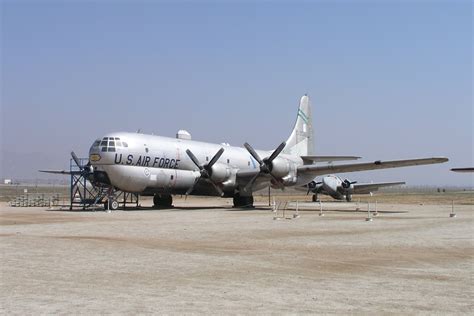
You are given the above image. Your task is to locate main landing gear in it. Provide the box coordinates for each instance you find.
[233,194,254,208]
[153,194,173,208]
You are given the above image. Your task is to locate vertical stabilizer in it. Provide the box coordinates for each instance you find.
[283,95,315,156]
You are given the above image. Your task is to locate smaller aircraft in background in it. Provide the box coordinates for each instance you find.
[451,168,474,173]
[299,175,405,202]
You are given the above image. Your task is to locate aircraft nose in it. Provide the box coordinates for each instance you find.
[88,138,103,164]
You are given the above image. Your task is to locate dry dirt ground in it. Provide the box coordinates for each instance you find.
[1,197,473,314]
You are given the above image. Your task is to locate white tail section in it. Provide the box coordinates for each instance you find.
[283,95,315,156]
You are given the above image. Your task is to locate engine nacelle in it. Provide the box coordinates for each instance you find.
[270,157,291,178]
[209,163,232,183]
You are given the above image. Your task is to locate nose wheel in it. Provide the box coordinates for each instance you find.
[104,199,119,211]
[103,187,119,211]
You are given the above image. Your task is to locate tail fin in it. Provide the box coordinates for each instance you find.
[283,94,315,156]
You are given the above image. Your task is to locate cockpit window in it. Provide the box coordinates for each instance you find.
[98,136,127,151]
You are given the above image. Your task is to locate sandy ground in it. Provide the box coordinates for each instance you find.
[1,197,473,314]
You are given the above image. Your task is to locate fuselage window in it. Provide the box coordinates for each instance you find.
[108,147,116,152]
[93,140,100,147]
[116,141,122,147]
[101,147,107,152]
[109,141,115,146]
[122,142,128,147]
[100,141,107,146]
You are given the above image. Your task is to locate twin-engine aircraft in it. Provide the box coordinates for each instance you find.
[41,95,448,209]
[298,175,405,202]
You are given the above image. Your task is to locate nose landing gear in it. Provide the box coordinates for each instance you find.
[104,199,119,211]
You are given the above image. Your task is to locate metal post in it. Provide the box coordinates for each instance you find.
[366,201,373,221]
[293,201,300,218]
[450,200,456,217]
[319,200,324,216]
[356,198,360,211]
[268,186,271,206]
[373,200,379,216]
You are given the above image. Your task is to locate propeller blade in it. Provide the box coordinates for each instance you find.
[185,177,200,196]
[267,141,286,163]
[269,173,284,189]
[185,149,202,170]
[71,151,83,170]
[244,142,264,165]
[244,172,260,192]
[206,179,224,197]
[207,147,224,169]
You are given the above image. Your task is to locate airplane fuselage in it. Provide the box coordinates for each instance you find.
[89,132,308,196]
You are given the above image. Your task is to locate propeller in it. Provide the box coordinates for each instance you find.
[243,141,286,192]
[342,179,357,189]
[71,151,94,178]
[305,180,322,195]
[185,148,225,196]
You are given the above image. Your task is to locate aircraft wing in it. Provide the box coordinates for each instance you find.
[38,169,81,175]
[297,157,448,177]
[353,181,405,194]
[301,156,361,163]
[451,167,474,173]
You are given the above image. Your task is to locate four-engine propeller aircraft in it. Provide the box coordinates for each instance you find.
[40,95,448,210]
[298,175,405,202]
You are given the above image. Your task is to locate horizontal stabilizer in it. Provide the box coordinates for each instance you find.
[38,169,81,175]
[298,157,448,176]
[301,156,361,163]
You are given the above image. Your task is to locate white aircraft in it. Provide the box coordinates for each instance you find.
[41,95,448,209]
[298,175,405,202]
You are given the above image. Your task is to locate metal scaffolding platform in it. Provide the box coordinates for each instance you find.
[69,158,139,210]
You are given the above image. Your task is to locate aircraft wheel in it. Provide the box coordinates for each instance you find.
[233,195,254,208]
[104,200,119,210]
[110,200,119,210]
[153,194,173,208]
[346,195,352,202]
[312,194,317,202]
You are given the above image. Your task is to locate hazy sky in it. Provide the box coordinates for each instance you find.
[1,0,472,186]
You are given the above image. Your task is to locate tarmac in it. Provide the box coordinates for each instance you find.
[1,197,472,314]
